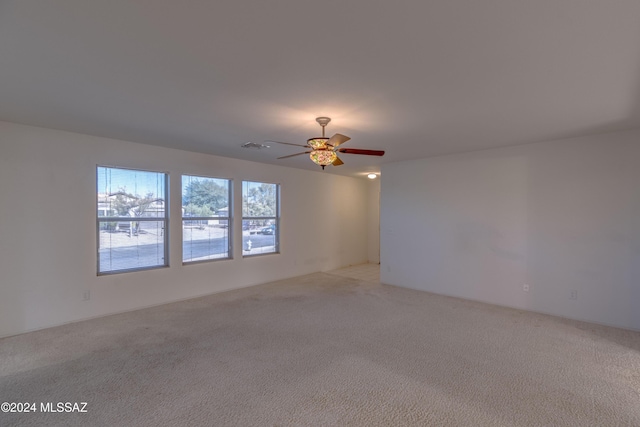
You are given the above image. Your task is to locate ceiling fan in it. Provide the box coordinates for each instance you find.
[269,117,385,169]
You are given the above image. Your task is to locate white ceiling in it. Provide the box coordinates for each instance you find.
[1,0,639,177]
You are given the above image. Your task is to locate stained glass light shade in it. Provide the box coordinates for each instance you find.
[309,150,337,166]
[307,137,329,149]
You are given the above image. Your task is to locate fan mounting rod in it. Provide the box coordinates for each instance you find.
[316,117,331,137]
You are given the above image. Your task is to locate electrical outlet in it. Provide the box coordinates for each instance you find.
[569,290,578,300]
[387,265,391,272]
[523,284,529,292]
[82,290,90,301]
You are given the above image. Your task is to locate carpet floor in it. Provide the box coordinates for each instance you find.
[1,270,639,426]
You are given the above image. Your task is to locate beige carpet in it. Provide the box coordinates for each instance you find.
[1,270,640,426]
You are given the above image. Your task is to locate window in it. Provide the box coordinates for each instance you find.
[242,181,279,256]
[97,166,168,274]
[182,175,232,263]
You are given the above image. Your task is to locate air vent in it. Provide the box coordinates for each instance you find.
[241,142,270,149]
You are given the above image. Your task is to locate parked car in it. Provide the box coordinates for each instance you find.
[259,225,275,235]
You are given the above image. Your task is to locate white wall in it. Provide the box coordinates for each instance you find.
[380,129,640,330]
[0,121,370,337]
[367,178,380,264]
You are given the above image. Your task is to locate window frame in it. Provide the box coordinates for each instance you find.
[181,174,233,264]
[96,165,169,275]
[242,180,280,257]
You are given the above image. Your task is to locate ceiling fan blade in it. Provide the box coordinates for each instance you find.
[266,140,310,148]
[277,151,311,159]
[337,148,385,156]
[327,133,350,148]
[332,156,344,166]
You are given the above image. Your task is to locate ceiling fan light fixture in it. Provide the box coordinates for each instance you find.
[310,150,337,168]
[307,137,329,149]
